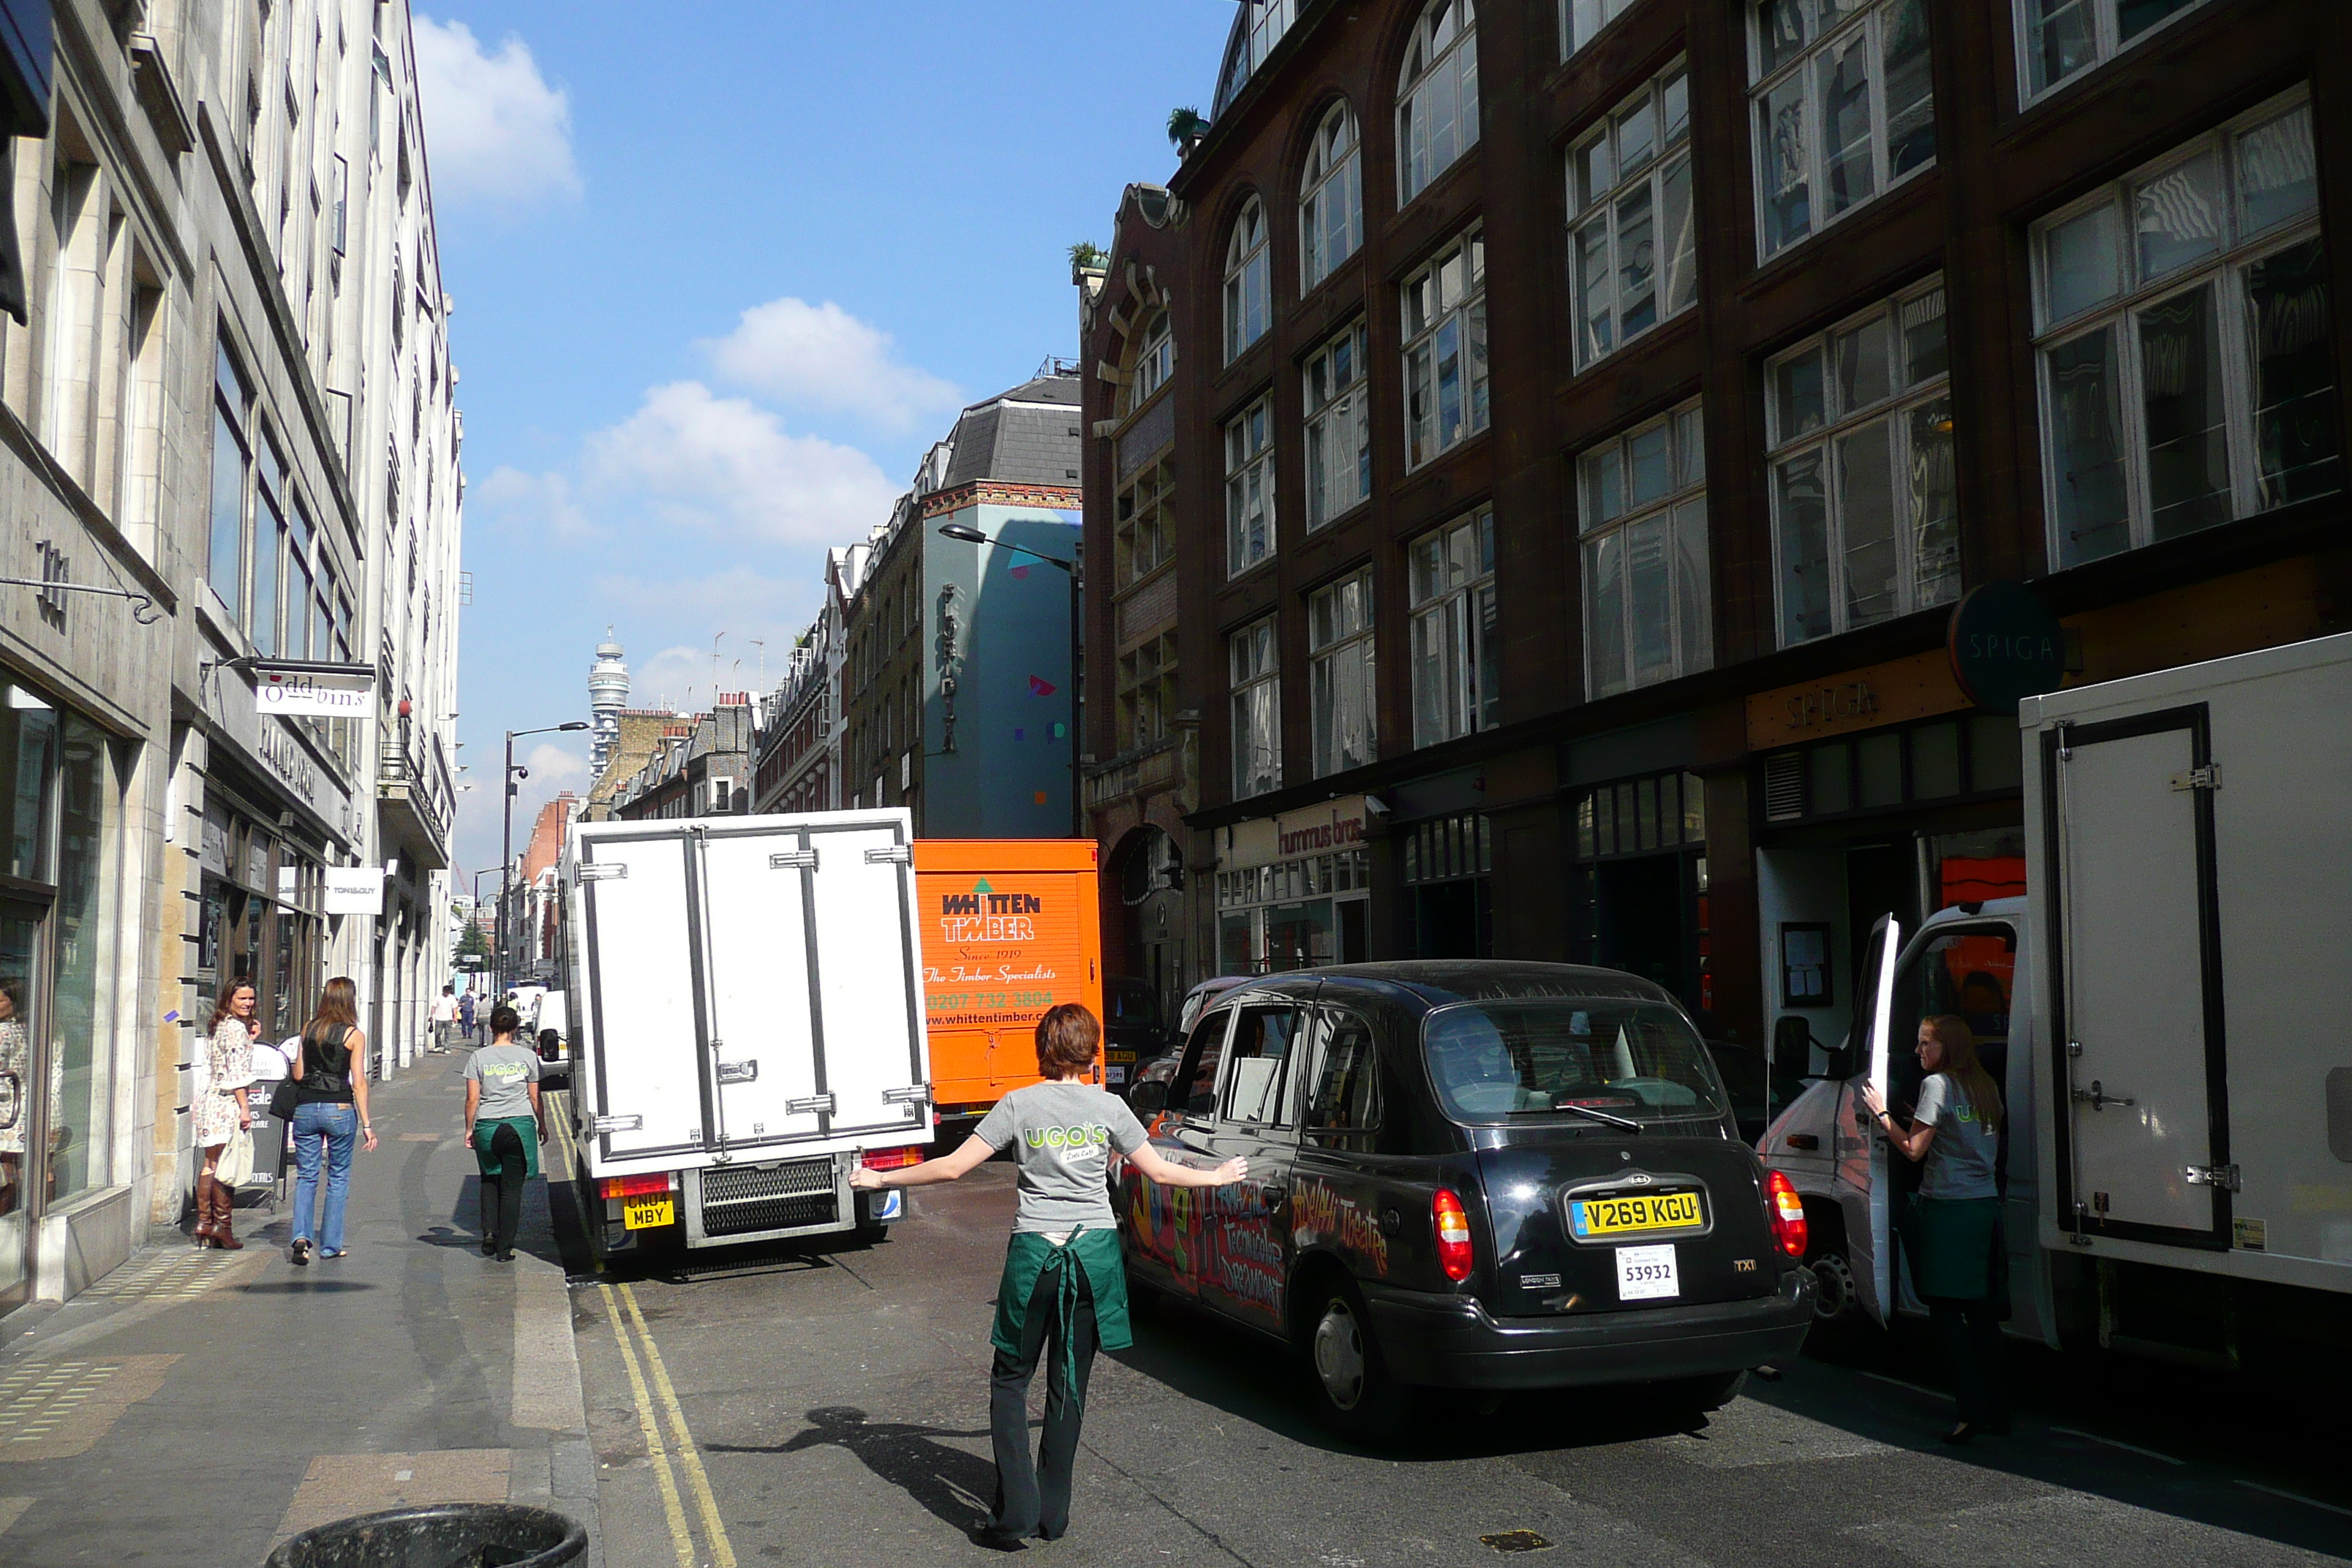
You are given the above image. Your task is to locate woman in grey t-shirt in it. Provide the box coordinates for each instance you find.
[1863,1014,2008,1443]
[851,1003,1243,1548]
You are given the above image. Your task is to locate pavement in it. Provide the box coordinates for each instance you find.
[0,1047,600,1566]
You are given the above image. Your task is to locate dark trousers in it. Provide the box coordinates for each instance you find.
[479,1124,528,1254]
[1927,1296,2009,1427]
[987,1261,1097,1541]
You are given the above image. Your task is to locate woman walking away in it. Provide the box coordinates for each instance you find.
[287,977,378,1264]
[1864,1014,2010,1443]
[851,1003,1246,1549]
[464,1005,543,1262]
[194,978,260,1248]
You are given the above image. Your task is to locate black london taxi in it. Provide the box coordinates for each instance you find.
[1115,962,1815,1437]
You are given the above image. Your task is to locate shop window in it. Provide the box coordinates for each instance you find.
[1301,101,1363,293]
[1308,571,1375,777]
[1399,0,1480,206]
[1226,396,1275,577]
[1760,714,2021,823]
[2030,90,2334,568]
[1749,0,1935,261]
[1401,811,1492,959]
[1229,618,1281,799]
[2017,0,2212,102]
[1573,771,1707,859]
[1580,401,1711,698]
[1569,61,1696,369]
[1409,508,1497,746]
[1304,324,1371,529]
[1403,227,1489,469]
[1768,277,1956,647]
[1224,197,1270,363]
[1115,456,1172,587]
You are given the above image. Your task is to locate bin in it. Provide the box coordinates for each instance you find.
[263,1503,586,1567]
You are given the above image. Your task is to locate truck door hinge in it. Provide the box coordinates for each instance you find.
[588,1113,642,1135]
[864,844,913,865]
[2184,1164,2242,1191]
[2071,1080,2136,1111]
[717,1060,760,1085]
[787,1094,837,1115]
[577,862,627,883]
[881,1085,930,1106]
[2170,765,2222,792]
[769,849,818,870]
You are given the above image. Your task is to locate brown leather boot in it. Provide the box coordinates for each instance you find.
[214,1177,243,1250]
[193,1173,218,1245]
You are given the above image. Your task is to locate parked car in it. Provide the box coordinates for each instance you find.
[1117,962,1814,1438]
[1101,976,1165,1092]
[1172,974,1251,1039]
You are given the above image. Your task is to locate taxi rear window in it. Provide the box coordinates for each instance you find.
[1422,999,1725,1126]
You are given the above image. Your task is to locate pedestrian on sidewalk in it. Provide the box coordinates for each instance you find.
[851,1002,1246,1549]
[464,1004,543,1262]
[287,976,378,1265]
[1864,1014,2010,1444]
[459,988,478,1046]
[0,978,59,1222]
[193,978,260,1249]
[431,986,459,1052]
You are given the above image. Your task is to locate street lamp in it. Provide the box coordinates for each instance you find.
[938,523,1082,836]
[502,721,589,995]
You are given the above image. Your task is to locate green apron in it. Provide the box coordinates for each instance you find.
[471,1115,540,1181]
[1910,1195,2000,1300]
[990,1229,1131,1390]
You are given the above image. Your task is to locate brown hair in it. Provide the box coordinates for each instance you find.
[305,976,360,1044]
[1035,1003,1101,1079]
[208,976,257,1035]
[1923,1014,2002,1134]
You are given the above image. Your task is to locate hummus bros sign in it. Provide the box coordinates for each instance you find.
[1229,796,1371,870]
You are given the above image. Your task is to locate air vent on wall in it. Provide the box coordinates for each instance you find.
[1763,751,1806,823]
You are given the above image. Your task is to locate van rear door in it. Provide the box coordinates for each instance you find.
[576,829,708,1162]
[1850,914,1900,1323]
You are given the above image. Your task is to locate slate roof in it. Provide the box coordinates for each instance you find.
[940,375,1081,490]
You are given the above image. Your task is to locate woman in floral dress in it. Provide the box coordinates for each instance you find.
[194,978,258,1249]
[0,979,38,1218]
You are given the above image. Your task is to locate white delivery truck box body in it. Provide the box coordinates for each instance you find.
[563,808,932,1251]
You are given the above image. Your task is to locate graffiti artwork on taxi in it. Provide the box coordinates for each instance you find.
[1126,1163,1284,1311]
[1292,1177,1390,1277]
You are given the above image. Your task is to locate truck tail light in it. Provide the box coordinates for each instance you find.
[599,1172,675,1200]
[860,1146,924,1172]
[1765,1170,1808,1258]
[1433,1188,1474,1283]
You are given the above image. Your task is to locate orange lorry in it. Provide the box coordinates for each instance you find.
[913,840,1104,1127]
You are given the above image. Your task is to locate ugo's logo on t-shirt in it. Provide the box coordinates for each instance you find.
[1025,1125,1109,1152]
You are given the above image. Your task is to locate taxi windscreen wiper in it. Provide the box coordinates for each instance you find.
[1552,1098,1643,1132]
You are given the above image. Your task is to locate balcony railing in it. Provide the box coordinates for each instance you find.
[378,714,453,867]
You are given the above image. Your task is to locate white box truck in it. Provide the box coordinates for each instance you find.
[560,808,933,1257]
[1762,631,2352,1368]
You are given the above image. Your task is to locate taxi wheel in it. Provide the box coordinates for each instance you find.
[1304,1283,1408,1441]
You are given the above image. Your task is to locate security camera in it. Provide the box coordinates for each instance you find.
[1363,794,1390,818]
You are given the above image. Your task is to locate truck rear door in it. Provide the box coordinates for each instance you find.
[576,829,707,1162]
[2046,708,2232,1248]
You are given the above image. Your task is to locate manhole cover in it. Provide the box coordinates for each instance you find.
[1481,1531,1554,1554]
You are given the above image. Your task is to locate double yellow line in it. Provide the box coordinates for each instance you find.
[600,1281,738,1568]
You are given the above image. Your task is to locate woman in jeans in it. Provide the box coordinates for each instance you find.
[193,977,258,1249]
[1863,1014,2010,1443]
[287,976,378,1264]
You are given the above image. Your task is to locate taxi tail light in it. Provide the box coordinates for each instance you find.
[860,1146,924,1171]
[1433,1188,1474,1283]
[599,1172,676,1200]
[1765,1170,1808,1258]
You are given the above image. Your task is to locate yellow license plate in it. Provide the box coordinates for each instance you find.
[622,1195,676,1231]
[1571,1190,1703,1240]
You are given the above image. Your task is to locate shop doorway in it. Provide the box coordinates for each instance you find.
[0,898,47,1313]
[1595,855,1684,994]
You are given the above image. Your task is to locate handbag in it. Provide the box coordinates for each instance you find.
[268,1078,301,1123]
[217,1126,255,1186]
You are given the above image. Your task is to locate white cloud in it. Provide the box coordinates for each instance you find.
[701,298,962,429]
[584,381,900,546]
[413,17,581,207]
[589,570,823,706]
[525,743,592,789]
[475,466,594,538]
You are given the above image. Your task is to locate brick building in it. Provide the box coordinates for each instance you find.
[1079,0,2348,1060]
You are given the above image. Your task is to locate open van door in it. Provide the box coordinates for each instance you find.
[1851,913,1901,1324]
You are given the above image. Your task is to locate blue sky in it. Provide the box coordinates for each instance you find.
[428,1,1240,873]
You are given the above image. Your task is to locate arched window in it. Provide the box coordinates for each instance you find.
[1300,101,1364,293]
[1224,197,1270,363]
[1119,306,1174,417]
[1398,0,1480,205]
